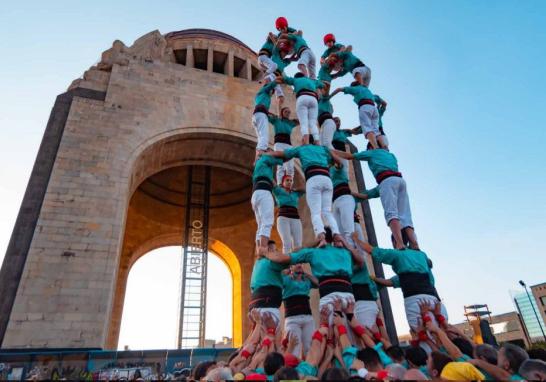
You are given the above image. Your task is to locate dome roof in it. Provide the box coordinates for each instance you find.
[165,28,256,56]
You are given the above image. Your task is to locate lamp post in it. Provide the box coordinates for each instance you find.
[519,280,546,342]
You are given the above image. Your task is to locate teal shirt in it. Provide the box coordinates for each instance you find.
[371,247,435,286]
[333,129,352,143]
[276,26,297,38]
[282,274,312,299]
[510,374,524,381]
[342,85,375,105]
[283,75,324,94]
[272,186,303,208]
[330,165,349,188]
[254,81,277,109]
[253,156,283,184]
[259,38,274,55]
[283,145,333,172]
[353,149,399,178]
[321,43,344,59]
[268,115,297,136]
[250,258,285,292]
[271,47,290,72]
[289,244,353,278]
[287,33,309,52]
[318,63,333,83]
[351,262,378,300]
[390,275,401,288]
[337,51,364,72]
[318,95,333,115]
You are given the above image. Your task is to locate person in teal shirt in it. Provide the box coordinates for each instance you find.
[330,164,358,249]
[279,32,317,80]
[258,36,291,112]
[331,82,384,150]
[331,50,371,87]
[374,94,389,149]
[263,144,343,245]
[264,227,363,324]
[318,88,338,149]
[277,72,324,145]
[251,155,283,256]
[250,240,287,327]
[272,175,304,254]
[282,264,318,358]
[352,237,448,334]
[336,147,418,250]
[252,81,276,160]
[268,107,298,184]
[321,33,347,62]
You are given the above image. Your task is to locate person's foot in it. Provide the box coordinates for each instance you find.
[316,233,327,248]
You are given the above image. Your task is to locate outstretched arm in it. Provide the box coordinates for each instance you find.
[351,231,373,254]
[329,87,344,98]
[329,149,343,167]
[330,149,353,160]
[468,359,511,380]
[303,268,319,288]
[263,150,286,158]
[372,276,394,287]
[425,320,463,360]
[264,250,291,264]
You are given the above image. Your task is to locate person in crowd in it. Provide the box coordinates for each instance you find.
[252,81,277,160]
[330,82,384,150]
[268,108,299,184]
[519,359,546,381]
[273,175,304,254]
[251,154,283,255]
[276,72,324,145]
[261,144,343,246]
[328,49,371,87]
[282,264,318,358]
[469,343,529,381]
[351,236,448,333]
[335,146,418,250]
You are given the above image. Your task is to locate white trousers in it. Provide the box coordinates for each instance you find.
[296,95,320,141]
[354,300,379,329]
[298,48,317,79]
[255,307,281,328]
[320,118,336,149]
[378,176,414,228]
[252,111,269,151]
[352,66,371,87]
[285,314,315,357]
[251,190,274,240]
[305,175,339,236]
[276,216,303,254]
[258,55,284,97]
[320,292,355,337]
[333,194,356,246]
[273,142,294,184]
[404,294,448,331]
[358,104,380,137]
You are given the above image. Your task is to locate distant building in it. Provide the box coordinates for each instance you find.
[453,311,530,348]
[531,282,546,338]
[512,288,546,343]
[203,337,233,349]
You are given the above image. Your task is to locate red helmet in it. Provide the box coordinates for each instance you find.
[323,33,336,44]
[275,16,288,30]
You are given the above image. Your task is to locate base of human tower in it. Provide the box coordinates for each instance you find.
[0,28,394,356]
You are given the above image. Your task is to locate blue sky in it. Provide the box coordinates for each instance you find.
[1,0,546,347]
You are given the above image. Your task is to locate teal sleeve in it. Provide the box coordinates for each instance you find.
[263,81,276,93]
[283,75,295,86]
[353,151,372,161]
[272,186,281,197]
[371,247,400,266]
[265,156,284,167]
[290,248,313,264]
[287,34,297,42]
[295,361,318,377]
[342,346,358,370]
[316,80,325,89]
[366,187,380,199]
[374,94,384,104]
[342,86,355,95]
[456,354,472,362]
[270,261,287,272]
[390,275,400,288]
[283,146,299,159]
[268,115,277,124]
[374,342,394,367]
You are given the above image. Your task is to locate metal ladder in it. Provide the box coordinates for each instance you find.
[177,166,211,349]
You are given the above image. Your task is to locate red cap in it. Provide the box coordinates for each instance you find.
[246,373,267,381]
[276,17,288,30]
[323,33,336,44]
[284,354,300,368]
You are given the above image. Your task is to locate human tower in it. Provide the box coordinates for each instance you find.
[242,16,449,378]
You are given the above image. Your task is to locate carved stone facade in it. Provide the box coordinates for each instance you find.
[0,29,385,349]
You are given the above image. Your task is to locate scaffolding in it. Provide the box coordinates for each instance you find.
[177,166,212,349]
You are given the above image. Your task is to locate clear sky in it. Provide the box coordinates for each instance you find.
[1,0,546,348]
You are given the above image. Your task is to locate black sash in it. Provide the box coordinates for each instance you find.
[296,89,318,100]
[318,275,353,298]
[375,170,402,185]
[249,286,283,310]
[318,112,334,126]
[278,206,299,219]
[358,98,375,107]
[252,176,273,192]
[398,272,440,299]
[254,104,269,115]
[304,166,329,181]
[353,283,375,301]
[332,140,346,151]
[284,295,312,317]
[333,183,351,201]
[274,133,291,144]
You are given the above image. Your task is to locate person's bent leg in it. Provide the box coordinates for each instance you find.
[291,218,303,251]
[319,176,339,235]
[379,177,404,249]
[320,119,336,149]
[285,316,304,358]
[253,112,270,152]
[307,97,320,143]
[301,315,316,356]
[257,190,275,246]
[354,300,380,329]
[337,195,356,246]
[359,105,379,149]
[398,178,418,249]
[296,96,310,145]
